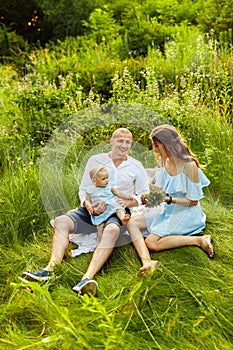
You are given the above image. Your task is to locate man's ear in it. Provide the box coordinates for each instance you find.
[109,138,113,145]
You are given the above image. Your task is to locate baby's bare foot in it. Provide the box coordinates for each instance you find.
[121,214,131,225]
[201,235,215,258]
[140,260,160,275]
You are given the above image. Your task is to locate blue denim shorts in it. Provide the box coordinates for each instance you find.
[66,206,122,234]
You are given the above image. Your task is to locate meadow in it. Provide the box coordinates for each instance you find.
[0,24,233,349]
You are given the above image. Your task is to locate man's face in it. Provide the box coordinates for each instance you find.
[110,133,132,157]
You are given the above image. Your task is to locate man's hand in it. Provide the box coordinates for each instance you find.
[92,201,106,215]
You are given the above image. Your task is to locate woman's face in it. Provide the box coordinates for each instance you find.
[153,139,164,153]
[153,140,167,159]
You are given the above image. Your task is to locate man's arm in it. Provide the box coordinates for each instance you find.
[84,193,94,214]
[114,160,149,208]
[133,163,150,205]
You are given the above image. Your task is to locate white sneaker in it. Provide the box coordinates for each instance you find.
[22,269,55,282]
[72,278,98,296]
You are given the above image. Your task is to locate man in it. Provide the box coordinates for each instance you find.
[22,128,150,295]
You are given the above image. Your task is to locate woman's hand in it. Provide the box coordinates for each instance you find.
[149,183,161,192]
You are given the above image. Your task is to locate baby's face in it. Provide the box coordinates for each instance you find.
[95,169,109,187]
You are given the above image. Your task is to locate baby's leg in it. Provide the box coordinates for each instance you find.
[116,209,131,225]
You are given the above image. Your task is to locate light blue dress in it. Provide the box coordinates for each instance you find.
[144,167,210,237]
[87,183,123,225]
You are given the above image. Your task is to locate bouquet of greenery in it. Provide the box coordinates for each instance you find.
[141,191,165,207]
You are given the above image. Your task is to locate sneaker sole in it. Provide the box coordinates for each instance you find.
[21,272,54,282]
[73,281,98,296]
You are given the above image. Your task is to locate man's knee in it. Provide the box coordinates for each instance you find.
[103,223,120,240]
[54,215,74,233]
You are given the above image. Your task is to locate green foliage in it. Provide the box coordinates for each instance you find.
[1,210,233,349]
[0,26,11,57]
[37,0,100,41]
[0,12,233,349]
[197,0,233,42]
[1,0,232,54]
[0,162,47,245]
[122,16,174,57]
[83,8,121,44]
[0,27,30,66]
[141,191,165,207]
[0,0,43,42]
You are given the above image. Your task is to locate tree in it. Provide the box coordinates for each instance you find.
[0,0,102,44]
[37,0,101,41]
[197,0,233,43]
[0,0,44,43]
[83,8,120,43]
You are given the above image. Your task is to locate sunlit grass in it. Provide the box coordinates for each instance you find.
[0,25,233,349]
[1,200,232,349]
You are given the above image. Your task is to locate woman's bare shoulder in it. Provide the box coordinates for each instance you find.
[184,161,199,182]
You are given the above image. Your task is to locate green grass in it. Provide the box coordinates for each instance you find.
[0,23,233,350]
[0,194,232,349]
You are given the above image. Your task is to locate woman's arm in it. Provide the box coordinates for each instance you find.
[165,161,199,206]
[165,195,198,206]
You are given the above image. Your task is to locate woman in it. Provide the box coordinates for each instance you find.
[127,124,214,270]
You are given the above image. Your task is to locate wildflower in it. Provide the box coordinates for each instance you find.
[141,192,165,207]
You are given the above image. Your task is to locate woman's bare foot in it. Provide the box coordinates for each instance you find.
[140,260,160,275]
[200,235,215,258]
[121,214,131,225]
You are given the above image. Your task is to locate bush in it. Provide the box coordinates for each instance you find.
[0,27,30,66]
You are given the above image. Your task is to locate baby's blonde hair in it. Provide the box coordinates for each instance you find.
[89,165,107,180]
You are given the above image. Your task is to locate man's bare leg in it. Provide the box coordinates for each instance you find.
[22,215,75,281]
[96,223,104,243]
[82,223,120,280]
[45,215,75,271]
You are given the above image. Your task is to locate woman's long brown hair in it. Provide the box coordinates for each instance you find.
[150,124,202,168]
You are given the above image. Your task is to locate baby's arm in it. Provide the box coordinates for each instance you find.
[84,193,94,214]
[111,187,133,200]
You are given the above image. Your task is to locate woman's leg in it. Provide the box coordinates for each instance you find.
[127,215,159,274]
[145,233,214,258]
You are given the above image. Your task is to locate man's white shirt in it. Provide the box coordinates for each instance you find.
[79,153,149,206]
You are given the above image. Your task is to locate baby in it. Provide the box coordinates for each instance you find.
[84,165,131,236]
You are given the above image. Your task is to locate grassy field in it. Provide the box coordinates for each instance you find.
[0,25,233,349]
[1,194,233,349]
